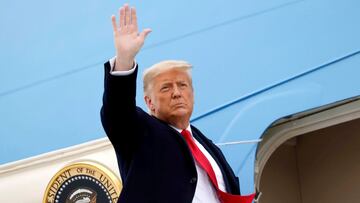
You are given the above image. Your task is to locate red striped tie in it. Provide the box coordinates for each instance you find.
[181,129,255,203]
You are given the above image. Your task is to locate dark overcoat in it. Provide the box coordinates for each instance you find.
[101,62,241,203]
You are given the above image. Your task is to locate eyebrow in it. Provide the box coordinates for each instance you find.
[160,81,172,86]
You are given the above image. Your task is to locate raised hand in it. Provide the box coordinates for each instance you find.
[111,4,151,71]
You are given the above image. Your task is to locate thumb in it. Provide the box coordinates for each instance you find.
[140,28,152,40]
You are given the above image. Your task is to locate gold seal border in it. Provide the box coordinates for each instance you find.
[42,161,122,203]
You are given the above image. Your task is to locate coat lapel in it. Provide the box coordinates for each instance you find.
[190,126,236,193]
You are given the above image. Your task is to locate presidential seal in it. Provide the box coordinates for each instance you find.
[43,162,122,203]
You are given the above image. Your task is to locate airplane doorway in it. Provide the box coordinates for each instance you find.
[255,98,360,203]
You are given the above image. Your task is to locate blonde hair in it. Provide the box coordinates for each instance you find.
[143,60,193,95]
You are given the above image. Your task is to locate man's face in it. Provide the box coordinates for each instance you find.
[145,69,194,126]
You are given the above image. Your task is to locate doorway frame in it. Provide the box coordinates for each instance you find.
[255,96,360,192]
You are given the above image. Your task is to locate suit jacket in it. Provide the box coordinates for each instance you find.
[100,62,241,203]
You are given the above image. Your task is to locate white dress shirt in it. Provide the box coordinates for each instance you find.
[171,125,226,203]
[109,57,226,203]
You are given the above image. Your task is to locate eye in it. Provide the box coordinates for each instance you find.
[160,86,170,92]
[180,82,188,88]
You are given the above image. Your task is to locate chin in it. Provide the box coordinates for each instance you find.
[172,109,191,117]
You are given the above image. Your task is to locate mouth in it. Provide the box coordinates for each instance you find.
[173,103,186,108]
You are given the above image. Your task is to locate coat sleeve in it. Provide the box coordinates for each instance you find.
[100,61,145,160]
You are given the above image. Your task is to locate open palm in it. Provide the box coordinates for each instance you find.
[112,4,151,71]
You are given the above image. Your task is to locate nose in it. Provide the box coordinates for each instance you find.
[172,85,181,98]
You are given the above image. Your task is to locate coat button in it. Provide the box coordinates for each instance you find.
[190,177,197,184]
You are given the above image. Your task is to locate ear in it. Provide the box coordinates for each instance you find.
[144,95,155,112]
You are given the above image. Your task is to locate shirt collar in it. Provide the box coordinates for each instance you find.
[170,124,192,135]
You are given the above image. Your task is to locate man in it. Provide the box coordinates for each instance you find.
[101,3,255,203]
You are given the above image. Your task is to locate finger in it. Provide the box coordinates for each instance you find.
[111,15,117,32]
[140,28,152,40]
[124,4,130,26]
[131,7,138,30]
[119,7,125,27]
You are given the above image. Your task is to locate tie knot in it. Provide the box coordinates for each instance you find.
[181,129,191,139]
